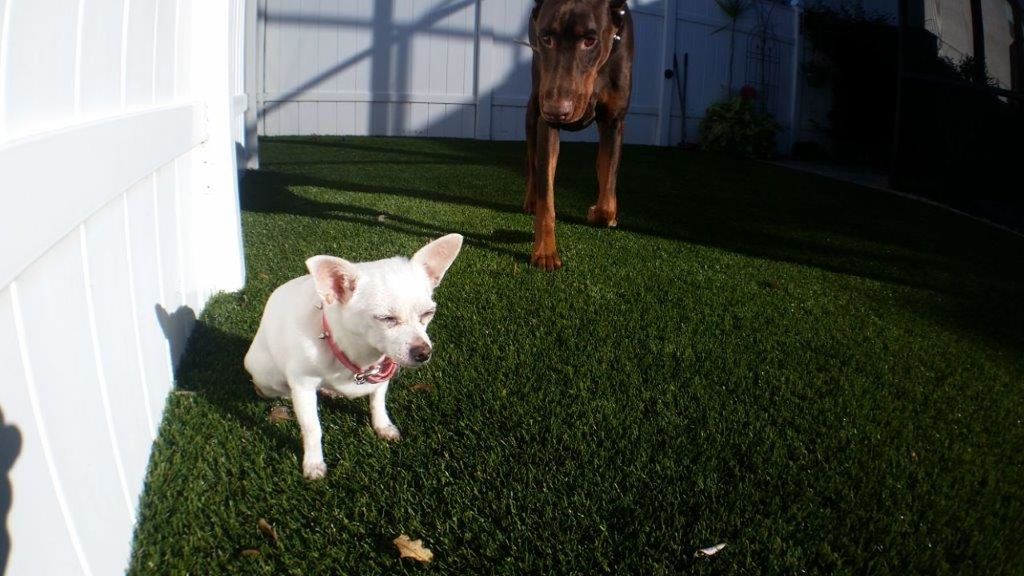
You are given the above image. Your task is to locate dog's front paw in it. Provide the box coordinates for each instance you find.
[374,425,402,442]
[530,250,563,271]
[303,459,327,480]
[587,205,618,227]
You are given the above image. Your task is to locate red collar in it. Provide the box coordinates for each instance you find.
[320,314,397,384]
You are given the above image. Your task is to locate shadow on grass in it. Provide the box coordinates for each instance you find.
[268,136,494,161]
[170,319,375,467]
[242,169,536,264]
[250,137,1024,352]
[132,315,414,574]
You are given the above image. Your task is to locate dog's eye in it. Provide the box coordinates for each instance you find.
[540,35,554,48]
[376,315,399,327]
[420,310,435,324]
[581,36,597,49]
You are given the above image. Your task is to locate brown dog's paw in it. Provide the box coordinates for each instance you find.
[587,205,618,227]
[530,250,563,271]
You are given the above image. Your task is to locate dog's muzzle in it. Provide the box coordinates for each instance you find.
[541,98,574,123]
[410,343,432,364]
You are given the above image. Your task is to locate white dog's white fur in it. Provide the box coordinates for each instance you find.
[244,234,463,479]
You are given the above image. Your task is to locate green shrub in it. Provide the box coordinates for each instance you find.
[698,91,780,159]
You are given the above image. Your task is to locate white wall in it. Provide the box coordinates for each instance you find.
[0,1,248,574]
[257,0,797,147]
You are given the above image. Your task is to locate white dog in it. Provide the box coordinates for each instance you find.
[244,234,463,479]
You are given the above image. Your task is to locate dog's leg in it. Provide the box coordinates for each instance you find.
[523,96,539,214]
[245,331,289,398]
[369,381,401,441]
[531,119,562,270]
[290,382,327,479]
[589,114,625,227]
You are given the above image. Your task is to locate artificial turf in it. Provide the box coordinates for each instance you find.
[128,136,1024,575]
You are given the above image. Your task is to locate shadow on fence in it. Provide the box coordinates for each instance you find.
[253,0,717,144]
[0,407,21,575]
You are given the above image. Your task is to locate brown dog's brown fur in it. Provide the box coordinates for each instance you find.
[525,0,634,270]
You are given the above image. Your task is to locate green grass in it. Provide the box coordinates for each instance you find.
[129,136,1024,575]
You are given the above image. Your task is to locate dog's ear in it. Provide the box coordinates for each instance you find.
[306,255,360,306]
[411,234,464,288]
[608,0,627,28]
[609,0,627,20]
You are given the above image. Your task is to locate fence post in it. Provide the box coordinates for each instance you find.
[474,0,495,140]
[244,0,261,169]
[656,0,679,146]
[787,0,802,156]
[190,0,246,298]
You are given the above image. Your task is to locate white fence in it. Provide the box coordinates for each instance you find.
[256,0,798,147]
[0,0,249,574]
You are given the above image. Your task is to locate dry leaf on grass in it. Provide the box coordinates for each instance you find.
[410,382,435,393]
[258,519,281,548]
[695,543,726,558]
[172,390,195,397]
[268,406,294,423]
[393,534,433,563]
[240,548,261,558]
[377,214,388,222]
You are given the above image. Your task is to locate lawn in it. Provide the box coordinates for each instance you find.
[129,136,1024,575]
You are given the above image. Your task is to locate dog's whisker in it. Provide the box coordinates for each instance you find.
[514,38,539,52]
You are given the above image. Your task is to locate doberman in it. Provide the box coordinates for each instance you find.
[524,0,634,270]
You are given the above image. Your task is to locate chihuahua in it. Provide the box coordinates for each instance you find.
[244,234,463,479]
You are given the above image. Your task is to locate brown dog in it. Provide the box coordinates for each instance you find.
[524,0,634,270]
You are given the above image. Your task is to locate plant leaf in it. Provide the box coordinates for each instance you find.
[258,519,281,548]
[410,382,435,393]
[268,406,294,423]
[394,534,433,563]
[695,543,727,557]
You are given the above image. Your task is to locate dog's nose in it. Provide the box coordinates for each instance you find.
[410,343,432,363]
[542,99,574,122]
